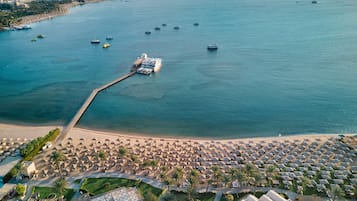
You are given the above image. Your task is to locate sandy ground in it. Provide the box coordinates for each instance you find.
[0,123,344,146]
[0,123,62,140]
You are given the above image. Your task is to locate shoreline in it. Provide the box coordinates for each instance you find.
[0,122,351,142]
[10,0,105,27]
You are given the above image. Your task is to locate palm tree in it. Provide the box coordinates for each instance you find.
[253,173,264,186]
[14,162,25,180]
[245,163,257,177]
[50,151,65,177]
[266,165,278,186]
[118,146,127,158]
[97,150,106,171]
[223,174,231,187]
[236,171,247,187]
[330,185,345,201]
[172,167,184,187]
[188,169,200,188]
[206,179,213,192]
[187,169,200,200]
[53,178,68,199]
[211,166,223,187]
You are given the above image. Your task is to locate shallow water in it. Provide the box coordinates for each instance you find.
[1,0,357,137]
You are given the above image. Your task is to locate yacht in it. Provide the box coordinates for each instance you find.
[145,31,151,35]
[106,36,113,40]
[193,22,199,26]
[173,26,180,30]
[154,27,161,31]
[207,44,218,51]
[37,34,45,39]
[91,39,100,44]
[102,42,111,48]
[23,25,32,30]
[162,23,167,27]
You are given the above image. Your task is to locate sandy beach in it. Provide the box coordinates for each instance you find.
[0,122,344,143]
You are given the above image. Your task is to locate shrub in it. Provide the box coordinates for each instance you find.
[16,184,26,196]
[20,128,60,160]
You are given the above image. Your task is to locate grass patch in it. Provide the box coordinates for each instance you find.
[73,179,82,184]
[32,186,75,201]
[168,191,216,201]
[80,177,162,199]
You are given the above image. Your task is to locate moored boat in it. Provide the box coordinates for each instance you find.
[162,23,167,27]
[193,22,199,26]
[106,36,113,40]
[207,44,218,51]
[145,31,151,35]
[173,26,180,30]
[91,39,100,44]
[37,34,45,39]
[102,42,111,48]
[154,27,161,31]
[23,25,32,30]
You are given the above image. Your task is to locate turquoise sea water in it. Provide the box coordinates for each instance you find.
[1,0,357,138]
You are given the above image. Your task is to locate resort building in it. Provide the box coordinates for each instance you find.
[23,161,36,177]
[242,190,287,201]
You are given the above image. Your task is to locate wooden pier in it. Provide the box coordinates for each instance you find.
[57,59,142,143]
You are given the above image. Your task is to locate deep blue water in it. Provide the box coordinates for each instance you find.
[1,0,357,138]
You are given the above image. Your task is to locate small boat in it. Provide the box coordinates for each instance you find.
[37,34,45,39]
[145,31,151,35]
[23,25,32,30]
[14,26,23,30]
[106,36,113,40]
[154,27,161,31]
[31,38,37,42]
[193,22,199,26]
[173,26,180,30]
[91,39,100,44]
[311,0,317,3]
[162,23,167,27]
[102,42,111,48]
[207,44,218,51]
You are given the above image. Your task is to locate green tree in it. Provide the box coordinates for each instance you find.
[236,171,247,187]
[224,174,231,187]
[97,150,106,170]
[14,162,25,180]
[53,178,68,198]
[225,194,234,201]
[172,167,185,187]
[118,146,127,158]
[131,154,138,162]
[144,191,158,201]
[211,166,223,187]
[254,173,264,186]
[50,150,65,177]
[330,185,345,201]
[187,169,200,200]
[15,184,26,196]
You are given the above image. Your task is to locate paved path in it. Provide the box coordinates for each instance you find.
[214,191,223,201]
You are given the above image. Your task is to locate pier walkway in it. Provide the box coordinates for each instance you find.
[57,71,136,142]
